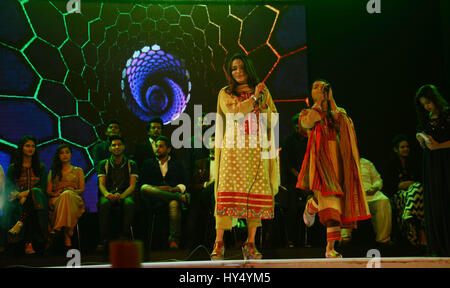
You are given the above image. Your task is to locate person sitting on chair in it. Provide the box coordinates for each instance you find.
[140,136,189,250]
[341,158,393,245]
[46,144,85,250]
[97,135,138,252]
[133,117,164,169]
[92,119,129,170]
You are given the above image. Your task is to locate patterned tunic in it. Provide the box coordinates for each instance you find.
[214,86,279,219]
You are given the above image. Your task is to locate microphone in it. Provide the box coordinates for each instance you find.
[253,83,265,107]
[323,84,330,99]
[259,82,265,105]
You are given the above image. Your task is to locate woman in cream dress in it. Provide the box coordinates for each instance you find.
[47,144,85,248]
[211,53,279,260]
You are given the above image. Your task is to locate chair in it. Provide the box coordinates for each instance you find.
[147,214,157,252]
[75,223,81,251]
[110,203,135,241]
[75,221,134,254]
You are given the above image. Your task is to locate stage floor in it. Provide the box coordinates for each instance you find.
[1,246,449,268]
[71,257,450,268]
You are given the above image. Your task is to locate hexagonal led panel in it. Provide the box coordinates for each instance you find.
[0,99,56,145]
[0,2,309,214]
[121,44,191,124]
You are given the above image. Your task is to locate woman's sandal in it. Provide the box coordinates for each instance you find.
[210,241,225,261]
[25,242,36,255]
[242,242,263,260]
[64,233,72,248]
[8,221,23,235]
[325,249,343,258]
[7,221,23,243]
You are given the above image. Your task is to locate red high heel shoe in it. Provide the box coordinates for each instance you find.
[242,242,262,260]
[210,241,225,261]
[25,242,36,255]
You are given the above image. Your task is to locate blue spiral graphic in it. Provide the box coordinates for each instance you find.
[121,44,190,124]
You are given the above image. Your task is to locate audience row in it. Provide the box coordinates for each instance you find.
[0,119,425,256]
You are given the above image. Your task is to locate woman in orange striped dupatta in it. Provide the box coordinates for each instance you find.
[297,79,370,258]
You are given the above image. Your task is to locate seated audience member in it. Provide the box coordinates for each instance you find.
[140,136,189,249]
[97,135,138,251]
[185,133,216,250]
[359,157,393,245]
[133,117,164,169]
[384,134,425,247]
[1,135,48,255]
[92,119,128,169]
[46,144,85,249]
[131,117,164,240]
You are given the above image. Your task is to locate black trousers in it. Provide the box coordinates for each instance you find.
[98,195,135,243]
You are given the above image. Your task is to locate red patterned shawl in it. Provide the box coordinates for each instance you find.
[297,109,370,223]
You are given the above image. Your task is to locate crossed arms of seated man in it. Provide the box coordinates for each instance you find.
[140,183,189,204]
[141,184,186,194]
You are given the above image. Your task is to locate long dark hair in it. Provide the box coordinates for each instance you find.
[392,134,408,154]
[414,84,449,130]
[391,133,419,179]
[225,53,260,96]
[13,135,41,180]
[50,144,72,181]
[309,78,334,124]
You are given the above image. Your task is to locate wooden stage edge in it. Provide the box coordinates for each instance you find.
[55,257,450,268]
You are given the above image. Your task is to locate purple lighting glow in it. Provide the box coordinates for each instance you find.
[121,44,191,124]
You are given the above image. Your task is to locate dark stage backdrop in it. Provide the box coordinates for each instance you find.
[305,0,449,177]
[0,0,309,212]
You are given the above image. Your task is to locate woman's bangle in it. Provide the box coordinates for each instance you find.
[251,95,258,102]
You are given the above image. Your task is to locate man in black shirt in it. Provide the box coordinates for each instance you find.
[133,117,164,169]
[140,136,188,250]
[92,119,125,169]
[97,135,138,251]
